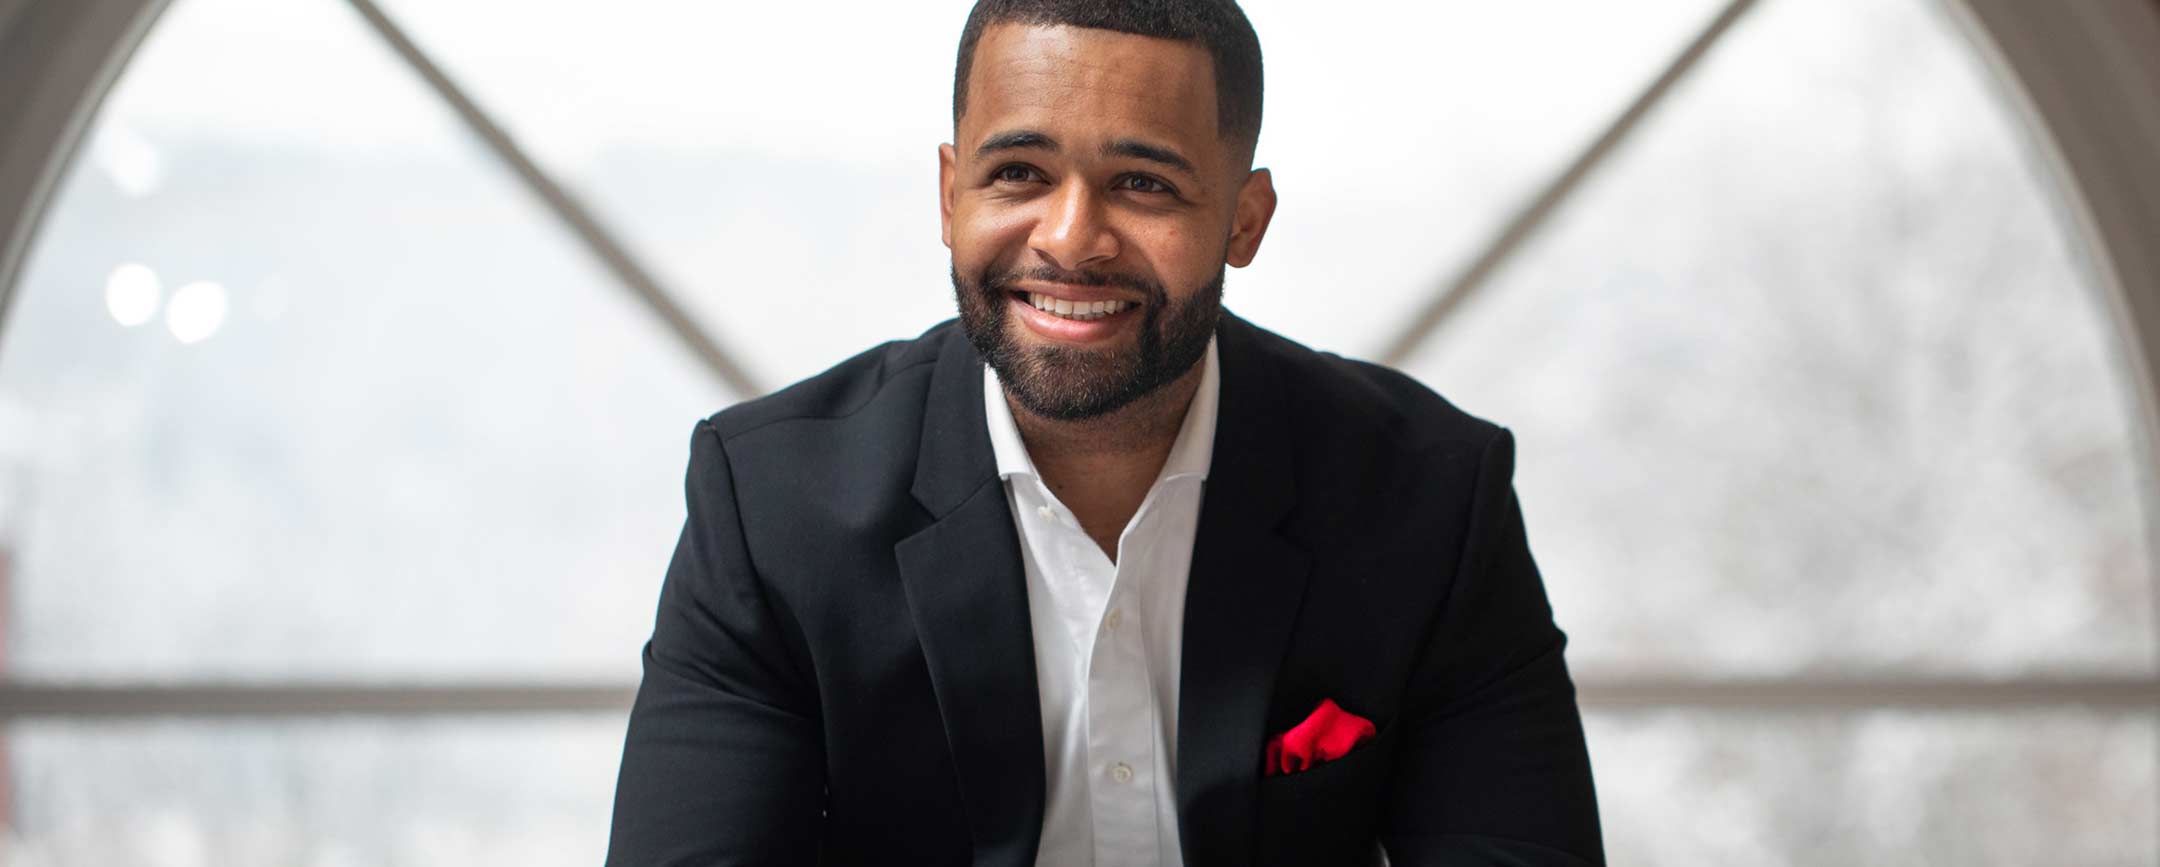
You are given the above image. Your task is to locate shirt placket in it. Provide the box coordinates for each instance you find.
[1086,517,1161,866]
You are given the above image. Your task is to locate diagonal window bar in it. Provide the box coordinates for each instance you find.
[0,675,2153,719]
[1377,0,1762,367]
[341,0,765,398]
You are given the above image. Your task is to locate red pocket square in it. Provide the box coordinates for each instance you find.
[1263,698,1376,777]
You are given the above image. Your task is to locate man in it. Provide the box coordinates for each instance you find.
[606,1,1602,864]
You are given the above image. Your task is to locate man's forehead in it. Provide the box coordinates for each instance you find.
[961,23,1220,150]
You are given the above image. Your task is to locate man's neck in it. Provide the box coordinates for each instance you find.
[1007,363,1206,561]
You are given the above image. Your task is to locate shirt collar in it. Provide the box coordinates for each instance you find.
[983,336,1220,484]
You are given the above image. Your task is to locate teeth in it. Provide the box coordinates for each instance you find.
[1025,292,1131,321]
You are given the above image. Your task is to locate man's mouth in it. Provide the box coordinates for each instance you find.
[1013,291,1135,322]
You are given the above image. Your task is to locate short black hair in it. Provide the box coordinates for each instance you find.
[953,0,1264,163]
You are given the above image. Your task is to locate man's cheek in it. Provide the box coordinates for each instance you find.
[968,206,1040,247]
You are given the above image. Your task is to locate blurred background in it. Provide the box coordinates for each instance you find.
[0,0,2156,863]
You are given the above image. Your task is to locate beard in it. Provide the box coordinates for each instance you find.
[953,260,1223,421]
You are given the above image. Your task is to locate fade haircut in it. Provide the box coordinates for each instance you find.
[952,0,1264,164]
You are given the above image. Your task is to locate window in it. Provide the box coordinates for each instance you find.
[2,0,2151,862]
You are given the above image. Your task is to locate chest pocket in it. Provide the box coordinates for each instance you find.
[1254,722,1397,867]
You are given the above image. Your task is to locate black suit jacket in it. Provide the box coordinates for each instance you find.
[607,314,1602,866]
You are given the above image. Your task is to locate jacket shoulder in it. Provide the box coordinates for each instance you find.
[1240,318,1504,458]
[692,321,963,572]
[704,320,955,444]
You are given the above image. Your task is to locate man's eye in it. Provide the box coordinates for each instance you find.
[993,165,1040,184]
[1119,175,1173,195]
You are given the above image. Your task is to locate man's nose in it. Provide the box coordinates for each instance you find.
[1029,179,1118,272]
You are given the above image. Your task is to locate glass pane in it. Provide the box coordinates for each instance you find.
[2,716,623,866]
[1406,0,2157,676]
[1587,708,2158,865]
[0,0,726,680]
[368,0,1729,387]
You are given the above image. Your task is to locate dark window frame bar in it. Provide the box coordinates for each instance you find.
[1374,0,1761,365]
[0,675,2152,721]
[341,0,765,398]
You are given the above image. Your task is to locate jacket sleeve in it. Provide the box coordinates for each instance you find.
[1379,428,1605,866]
[606,420,825,866]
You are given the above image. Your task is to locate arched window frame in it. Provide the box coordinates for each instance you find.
[0,0,2152,738]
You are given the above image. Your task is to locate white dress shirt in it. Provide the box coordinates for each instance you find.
[983,338,1219,867]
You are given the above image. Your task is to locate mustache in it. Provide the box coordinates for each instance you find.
[983,264,1165,302]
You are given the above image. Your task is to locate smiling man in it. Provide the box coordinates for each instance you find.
[605,2,1601,865]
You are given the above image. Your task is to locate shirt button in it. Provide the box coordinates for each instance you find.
[1110,763,1134,784]
[1104,608,1123,630]
[1036,505,1056,522]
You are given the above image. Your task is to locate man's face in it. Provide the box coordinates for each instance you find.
[941,23,1275,421]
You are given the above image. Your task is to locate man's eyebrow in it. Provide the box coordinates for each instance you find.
[975,130,1059,159]
[1104,139,1197,176]
[974,131,1198,178]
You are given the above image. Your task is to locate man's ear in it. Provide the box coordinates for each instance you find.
[1226,167,1277,268]
[939,143,959,249]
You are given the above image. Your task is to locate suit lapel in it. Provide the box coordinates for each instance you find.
[896,331,1045,867]
[893,318,1309,866]
[1177,315,1313,867]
